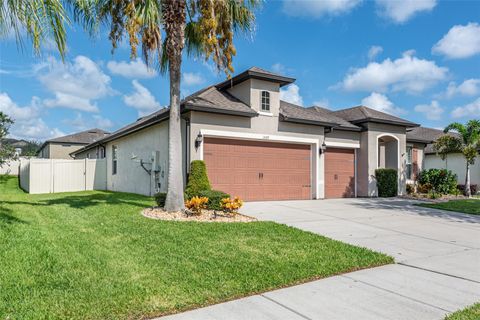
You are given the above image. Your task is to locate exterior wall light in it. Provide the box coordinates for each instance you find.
[195,133,203,149]
[319,141,327,154]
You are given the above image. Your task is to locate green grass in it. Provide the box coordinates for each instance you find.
[446,303,480,320]
[0,175,392,319]
[417,199,480,215]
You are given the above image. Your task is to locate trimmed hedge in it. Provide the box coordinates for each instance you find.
[375,168,398,197]
[154,192,167,207]
[185,160,211,198]
[417,168,457,195]
[196,189,230,211]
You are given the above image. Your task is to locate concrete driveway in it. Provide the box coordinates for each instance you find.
[160,198,480,320]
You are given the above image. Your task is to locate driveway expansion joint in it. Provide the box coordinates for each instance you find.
[260,294,313,320]
[397,262,480,284]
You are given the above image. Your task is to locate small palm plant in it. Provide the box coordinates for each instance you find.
[434,120,480,197]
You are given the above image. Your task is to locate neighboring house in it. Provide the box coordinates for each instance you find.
[407,126,480,186]
[38,129,110,159]
[73,67,425,200]
[1,138,31,156]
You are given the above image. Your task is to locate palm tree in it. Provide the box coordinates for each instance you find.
[2,0,259,211]
[91,0,259,211]
[434,120,480,197]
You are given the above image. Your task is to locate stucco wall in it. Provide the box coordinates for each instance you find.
[356,122,407,197]
[189,111,325,199]
[105,122,170,196]
[40,143,84,159]
[227,79,280,115]
[425,153,480,186]
[325,129,360,146]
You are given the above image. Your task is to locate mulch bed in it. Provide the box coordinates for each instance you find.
[142,207,257,223]
[400,194,471,203]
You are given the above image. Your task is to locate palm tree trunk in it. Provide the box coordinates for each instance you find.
[164,0,186,212]
[465,162,471,197]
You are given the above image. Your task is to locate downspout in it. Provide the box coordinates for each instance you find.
[185,118,191,185]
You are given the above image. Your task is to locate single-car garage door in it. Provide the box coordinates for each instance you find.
[325,148,355,198]
[203,137,311,201]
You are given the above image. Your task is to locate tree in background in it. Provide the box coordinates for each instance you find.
[0,112,15,167]
[434,120,480,197]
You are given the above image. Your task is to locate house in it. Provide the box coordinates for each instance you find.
[72,66,430,201]
[407,126,480,186]
[37,129,110,159]
[1,138,31,156]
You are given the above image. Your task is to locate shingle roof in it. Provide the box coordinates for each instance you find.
[47,128,110,144]
[309,106,361,130]
[216,66,295,90]
[407,127,462,154]
[183,86,257,117]
[333,106,419,127]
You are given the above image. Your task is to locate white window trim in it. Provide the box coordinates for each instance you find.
[258,111,274,117]
[199,129,320,199]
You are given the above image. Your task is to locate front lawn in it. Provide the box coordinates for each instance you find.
[0,176,392,319]
[446,303,480,320]
[417,199,480,215]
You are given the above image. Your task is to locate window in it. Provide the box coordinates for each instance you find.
[406,146,412,180]
[261,91,270,111]
[112,145,118,175]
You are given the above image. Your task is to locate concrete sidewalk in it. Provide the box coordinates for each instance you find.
[159,198,480,320]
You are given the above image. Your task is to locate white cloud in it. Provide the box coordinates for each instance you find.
[36,55,113,112]
[451,97,480,118]
[63,113,113,131]
[432,23,480,59]
[280,84,303,106]
[313,98,330,108]
[107,58,157,78]
[43,93,99,112]
[123,80,162,116]
[0,92,63,140]
[361,92,405,115]
[336,51,448,93]
[375,0,436,23]
[0,93,41,120]
[414,100,444,120]
[282,0,362,18]
[368,45,383,60]
[182,72,205,86]
[445,79,480,98]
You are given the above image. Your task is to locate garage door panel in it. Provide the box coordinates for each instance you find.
[325,148,355,198]
[203,138,311,201]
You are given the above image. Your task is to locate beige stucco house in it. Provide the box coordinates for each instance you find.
[73,67,431,200]
[38,129,110,159]
[407,127,480,187]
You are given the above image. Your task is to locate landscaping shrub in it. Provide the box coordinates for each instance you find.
[375,169,398,197]
[417,169,457,195]
[154,192,167,207]
[185,160,211,198]
[196,189,230,211]
[406,184,414,195]
[221,196,244,214]
[185,196,209,215]
[457,184,478,195]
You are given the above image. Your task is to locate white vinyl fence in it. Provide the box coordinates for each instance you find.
[19,158,107,194]
[0,157,30,175]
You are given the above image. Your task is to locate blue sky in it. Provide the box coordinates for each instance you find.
[1,0,480,141]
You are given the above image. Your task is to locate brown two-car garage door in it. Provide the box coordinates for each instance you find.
[324,148,355,198]
[203,137,311,201]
